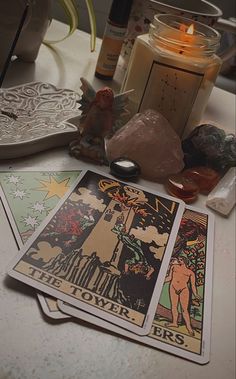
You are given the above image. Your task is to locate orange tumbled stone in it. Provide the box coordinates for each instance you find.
[182,166,220,194]
[165,174,199,203]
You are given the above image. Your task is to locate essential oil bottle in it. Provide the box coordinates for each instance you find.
[95,0,133,80]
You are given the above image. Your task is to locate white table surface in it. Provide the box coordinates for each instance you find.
[0,20,235,379]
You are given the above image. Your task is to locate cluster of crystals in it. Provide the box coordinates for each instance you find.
[165,124,235,206]
[182,124,236,173]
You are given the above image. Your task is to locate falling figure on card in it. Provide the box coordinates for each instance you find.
[69,77,133,164]
[112,222,154,280]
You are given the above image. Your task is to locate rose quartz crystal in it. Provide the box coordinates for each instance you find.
[106,109,184,181]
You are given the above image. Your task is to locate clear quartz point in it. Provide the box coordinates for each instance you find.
[206,167,236,216]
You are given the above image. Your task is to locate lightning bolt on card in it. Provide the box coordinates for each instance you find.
[59,206,214,364]
[0,169,81,318]
[7,170,184,335]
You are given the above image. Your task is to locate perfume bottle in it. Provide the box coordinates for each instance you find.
[95,0,133,80]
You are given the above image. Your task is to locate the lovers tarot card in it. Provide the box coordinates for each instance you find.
[8,170,184,335]
[59,206,214,364]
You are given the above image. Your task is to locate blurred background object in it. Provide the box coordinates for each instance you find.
[212,0,236,93]
[52,0,236,93]
[52,0,112,38]
[0,0,96,87]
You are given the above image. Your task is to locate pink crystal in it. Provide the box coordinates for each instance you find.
[106,109,184,181]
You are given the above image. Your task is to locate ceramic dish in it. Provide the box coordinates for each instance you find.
[0,82,81,159]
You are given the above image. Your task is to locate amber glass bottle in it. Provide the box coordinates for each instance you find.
[95,0,133,80]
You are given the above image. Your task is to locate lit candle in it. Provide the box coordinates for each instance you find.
[122,14,222,137]
[179,23,195,54]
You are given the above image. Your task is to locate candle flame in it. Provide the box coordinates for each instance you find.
[187,24,194,35]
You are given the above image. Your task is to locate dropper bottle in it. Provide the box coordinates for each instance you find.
[95,0,133,80]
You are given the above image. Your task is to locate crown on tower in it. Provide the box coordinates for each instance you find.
[98,179,120,193]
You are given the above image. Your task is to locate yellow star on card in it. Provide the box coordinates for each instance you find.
[36,176,70,200]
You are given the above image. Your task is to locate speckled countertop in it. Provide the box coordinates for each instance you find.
[0,20,235,379]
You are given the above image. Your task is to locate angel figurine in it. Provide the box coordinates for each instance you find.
[69,77,133,164]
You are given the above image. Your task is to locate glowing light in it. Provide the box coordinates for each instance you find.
[180,24,187,33]
[187,24,194,35]
[179,23,195,35]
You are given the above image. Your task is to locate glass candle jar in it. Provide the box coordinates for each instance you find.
[121,14,222,137]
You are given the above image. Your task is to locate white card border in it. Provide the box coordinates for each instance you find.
[7,168,185,336]
[58,205,214,364]
[37,292,71,320]
[0,168,82,318]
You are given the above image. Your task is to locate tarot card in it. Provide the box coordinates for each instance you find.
[0,170,81,245]
[37,292,70,319]
[8,169,184,335]
[58,206,214,364]
[37,293,71,319]
[0,169,81,319]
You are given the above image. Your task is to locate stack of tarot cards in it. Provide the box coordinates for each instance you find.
[0,169,214,364]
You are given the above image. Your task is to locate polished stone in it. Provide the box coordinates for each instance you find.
[182,166,220,194]
[110,157,141,178]
[165,174,199,203]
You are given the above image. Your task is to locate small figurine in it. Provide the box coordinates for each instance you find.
[69,77,133,164]
[80,86,114,139]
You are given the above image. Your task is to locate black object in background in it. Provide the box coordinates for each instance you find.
[0,3,29,88]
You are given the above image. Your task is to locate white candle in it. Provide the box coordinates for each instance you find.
[122,14,222,137]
